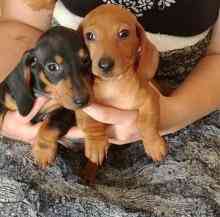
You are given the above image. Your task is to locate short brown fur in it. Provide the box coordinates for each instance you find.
[79,5,168,175]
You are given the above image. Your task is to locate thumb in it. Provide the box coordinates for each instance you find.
[83,103,137,125]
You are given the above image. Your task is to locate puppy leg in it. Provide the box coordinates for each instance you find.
[76,111,107,184]
[76,111,108,166]
[32,108,75,168]
[137,93,168,161]
[80,161,98,186]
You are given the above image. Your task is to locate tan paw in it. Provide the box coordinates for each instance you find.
[80,161,98,186]
[32,140,57,169]
[85,141,107,166]
[144,137,168,161]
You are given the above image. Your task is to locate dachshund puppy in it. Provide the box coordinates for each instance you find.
[79,5,168,168]
[0,26,92,168]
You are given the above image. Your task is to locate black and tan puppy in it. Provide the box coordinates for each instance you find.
[0,26,92,168]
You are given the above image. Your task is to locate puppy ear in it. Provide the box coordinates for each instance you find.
[5,50,36,116]
[135,22,159,81]
[77,24,84,38]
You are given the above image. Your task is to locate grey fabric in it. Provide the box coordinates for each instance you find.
[0,110,220,217]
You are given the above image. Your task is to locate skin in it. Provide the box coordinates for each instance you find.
[0,0,220,145]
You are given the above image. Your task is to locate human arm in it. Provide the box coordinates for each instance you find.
[0,0,55,142]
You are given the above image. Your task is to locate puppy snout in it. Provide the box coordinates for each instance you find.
[73,95,89,108]
[98,57,114,73]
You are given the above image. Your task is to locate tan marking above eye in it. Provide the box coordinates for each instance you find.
[55,55,64,65]
[39,71,53,91]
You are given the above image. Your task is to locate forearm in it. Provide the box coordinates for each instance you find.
[0,0,56,80]
[0,20,42,82]
[2,0,55,31]
[159,54,220,135]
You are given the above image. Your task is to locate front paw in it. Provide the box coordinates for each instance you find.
[80,161,98,186]
[143,136,168,161]
[85,140,107,166]
[32,138,57,169]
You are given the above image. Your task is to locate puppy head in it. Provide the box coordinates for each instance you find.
[79,4,158,80]
[24,26,92,111]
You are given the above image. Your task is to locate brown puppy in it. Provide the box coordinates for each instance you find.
[79,4,168,167]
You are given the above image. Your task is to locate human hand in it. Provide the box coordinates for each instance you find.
[65,103,141,145]
[1,97,48,144]
[1,99,141,145]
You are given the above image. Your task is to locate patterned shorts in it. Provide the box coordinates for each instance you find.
[156,30,212,86]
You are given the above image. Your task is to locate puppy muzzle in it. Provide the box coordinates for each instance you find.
[73,95,90,108]
[98,57,115,75]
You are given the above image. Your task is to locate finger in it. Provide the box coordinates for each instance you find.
[16,122,42,143]
[83,103,137,125]
[2,121,42,144]
[85,143,91,161]
[25,122,43,138]
[65,127,85,138]
[17,96,49,123]
[108,135,141,145]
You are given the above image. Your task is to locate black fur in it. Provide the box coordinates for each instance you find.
[3,26,92,118]
[5,66,35,116]
[47,108,76,137]
[31,26,92,96]
[1,26,92,151]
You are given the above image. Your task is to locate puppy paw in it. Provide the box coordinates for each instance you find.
[80,161,98,186]
[144,137,168,161]
[85,141,107,166]
[32,139,57,169]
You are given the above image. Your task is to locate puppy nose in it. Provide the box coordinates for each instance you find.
[73,95,89,108]
[98,57,114,72]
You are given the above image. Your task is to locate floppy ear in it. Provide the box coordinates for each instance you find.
[77,23,84,39]
[135,22,159,81]
[5,50,36,116]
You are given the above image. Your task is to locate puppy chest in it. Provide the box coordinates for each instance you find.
[94,81,142,109]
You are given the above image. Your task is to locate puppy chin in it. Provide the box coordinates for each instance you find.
[60,103,75,110]
[56,98,74,110]
[93,70,115,80]
[65,99,91,110]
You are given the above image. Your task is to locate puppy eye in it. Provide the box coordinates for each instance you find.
[32,57,38,66]
[85,32,96,41]
[45,62,60,73]
[26,56,37,68]
[118,29,130,39]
